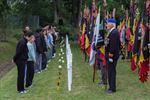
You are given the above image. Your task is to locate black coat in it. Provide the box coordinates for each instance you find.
[13,37,28,62]
[105,29,120,60]
[34,33,47,54]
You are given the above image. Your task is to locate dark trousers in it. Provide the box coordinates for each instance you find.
[26,61,34,87]
[108,60,118,91]
[98,62,107,84]
[52,45,56,56]
[42,53,47,70]
[101,65,107,85]
[16,61,26,92]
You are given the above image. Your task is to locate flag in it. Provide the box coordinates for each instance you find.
[142,26,149,60]
[85,34,91,56]
[146,0,149,16]
[126,18,133,52]
[131,54,137,71]
[95,11,100,45]
[82,23,86,34]
[80,23,86,49]
[89,8,100,66]
[99,47,106,65]
[138,13,149,83]
[131,22,141,71]
[85,34,90,49]
[139,59,149,83]
[133,22,141,54]
[132,18,136,35]
[89,42,96,65]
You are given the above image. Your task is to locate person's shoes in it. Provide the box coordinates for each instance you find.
[48,60,51,63]
[34,70,38,73]
[98,82,104,86]
[43,68,47,71]
[26,84,32,88]
[19,91,24,94]
[98,81,107,86]
[37,71,41,74]
[46,65,49,68]
[19,90,27,94]
[54,53,56,57]
[105,89,116,94]
[44,68,47,71]
[23,90,27,93]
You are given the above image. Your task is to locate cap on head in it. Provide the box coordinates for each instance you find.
[107,18,116,25]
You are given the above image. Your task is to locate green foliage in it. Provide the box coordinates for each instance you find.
[0,0,10,16]
[13,33,22,40]
[0,0,11,41]
[0,0,147,41]
[58,24,74,39]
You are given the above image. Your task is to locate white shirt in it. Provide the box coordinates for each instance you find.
[109,27,115,34]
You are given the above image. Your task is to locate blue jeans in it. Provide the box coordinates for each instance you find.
[34,53,42,72]
[46,48,52,60]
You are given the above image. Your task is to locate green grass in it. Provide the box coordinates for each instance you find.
[0,44,149,100]
[0,28,22,64]
[0,38,16,63]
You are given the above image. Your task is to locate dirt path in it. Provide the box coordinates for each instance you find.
[0,60,15,78]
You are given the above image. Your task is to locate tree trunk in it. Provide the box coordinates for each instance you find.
[54,0,59,24]
[0,16,7,42]
[75,0,82,28]
[72,0,76,26]
[23,15,28,28]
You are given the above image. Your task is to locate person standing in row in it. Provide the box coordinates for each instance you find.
[13,31,33,93]
[41,28,48,70]
[51,26,57,58]
[34,29,43,73]
[34,28,47,72]
[105,18,120,93]
[46,26,53,61]
[26,32,36,88]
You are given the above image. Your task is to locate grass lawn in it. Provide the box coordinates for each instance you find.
[0,38,16,63]
[0,28,21,63]
[0,43,149,100]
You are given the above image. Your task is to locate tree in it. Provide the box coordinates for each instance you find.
[0,0,10,41]
[12,0,54,27]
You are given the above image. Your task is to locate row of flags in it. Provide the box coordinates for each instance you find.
[78,0,149,83]
[126,0,149,83]
[114,0,149,83]
[78,0,108,82]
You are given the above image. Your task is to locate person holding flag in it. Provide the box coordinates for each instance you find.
[105,18,120,93]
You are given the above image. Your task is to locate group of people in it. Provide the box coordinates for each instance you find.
[79,10,120,94]
[78,0,149,94]
[78,1,121,94]
[13,24,58,93]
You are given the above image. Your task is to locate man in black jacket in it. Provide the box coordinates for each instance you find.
[34,28,47,71]
[13,31,33,93]
[105,18,120,93]
[41,29,48,70]
[34,29,43,73]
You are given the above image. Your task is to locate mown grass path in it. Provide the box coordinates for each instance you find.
[0,44,149,100]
